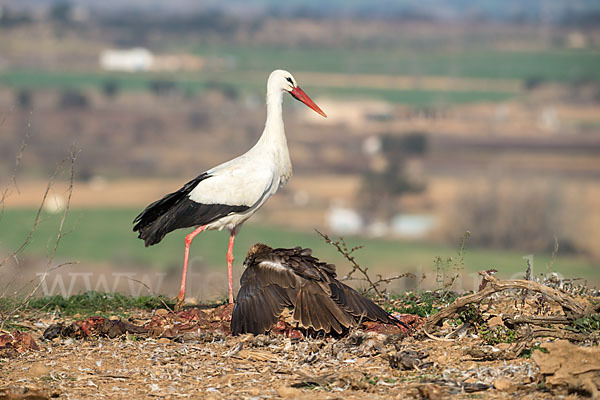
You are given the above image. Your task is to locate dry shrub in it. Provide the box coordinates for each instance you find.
[443,180,576,253]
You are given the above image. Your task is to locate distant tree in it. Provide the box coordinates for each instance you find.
[205,81,239,100]
[58,89,89,109]
[148,79,177,97]
[15,89,33,109]
[445,183,577,254]
[49,2,72,23]
[187,110,211,130]
[101,79,120,99]
[0,6,32,27]
[523,76,546,91]
[381,132,427,155]
[358,132,428,221]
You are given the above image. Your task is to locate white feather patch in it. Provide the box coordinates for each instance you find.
[188,160,275,206]
[259,261,289,273]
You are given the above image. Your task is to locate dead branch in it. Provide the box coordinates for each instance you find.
[503,314,571,327]
[0,148,78,331]
[316,229,384,297]
[22,149,78,303]
[126,276,174,313]
[519,257,532,308]
[0,129,31,224]
[316,230,414,299]
[529,327,594,341]
[0,159,60,268]
[374,272,415,287]
[423,271,589,333]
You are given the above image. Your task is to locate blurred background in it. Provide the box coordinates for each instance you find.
[1,0,599,300]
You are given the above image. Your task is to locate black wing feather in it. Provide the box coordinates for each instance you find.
[133,173,249,246]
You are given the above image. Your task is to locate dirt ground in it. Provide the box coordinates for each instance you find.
[2,278,599,400]
[0,333,543,399]
[0,314,538,399]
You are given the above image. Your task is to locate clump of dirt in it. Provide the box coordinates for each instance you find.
[0,331,38,358]
[532,340,600,398]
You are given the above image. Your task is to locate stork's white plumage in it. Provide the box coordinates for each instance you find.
[133,70,326,308]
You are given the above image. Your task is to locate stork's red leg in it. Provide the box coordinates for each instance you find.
[226,229,237,304]
[176,225,206,310]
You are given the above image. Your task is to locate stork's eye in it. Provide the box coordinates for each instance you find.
[285,77,293,85]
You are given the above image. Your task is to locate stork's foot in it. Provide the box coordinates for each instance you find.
[174,296,185,312]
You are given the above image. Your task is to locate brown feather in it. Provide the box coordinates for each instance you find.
[231,243,402,335]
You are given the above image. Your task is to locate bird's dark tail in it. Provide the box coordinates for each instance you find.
[133,174,209,246]
[133,196,179,247]
[133,172,250,246]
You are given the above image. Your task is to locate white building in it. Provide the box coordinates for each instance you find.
[100,48,155,72]
[326,206,363,235]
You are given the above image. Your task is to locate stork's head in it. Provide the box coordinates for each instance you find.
[268,69,327,118]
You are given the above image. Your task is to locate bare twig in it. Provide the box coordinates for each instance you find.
[503,314,571,326]
[316,230,380,298]
[315,230,414,299]
[529,327,593,341]
[0,148,78,330]
[547,235,559,274]
[0,127,30,222]
[25,149,78,299]
[0,159,61,269]
[315,230,383,296]
[519,257,532,309]
[374,272,415,287]
[126,276,174,313]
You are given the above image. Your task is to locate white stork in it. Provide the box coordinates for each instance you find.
[133,70,326,308]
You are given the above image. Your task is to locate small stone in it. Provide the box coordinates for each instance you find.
[185,297,199,305]
[418,384,446,400]
[239,333,254,343]
[496,342,511,351]
[494,378,512,391]
[27,363,50,377]
[154,309,169,316]
[276,386,302,398]
[158,337,171,344]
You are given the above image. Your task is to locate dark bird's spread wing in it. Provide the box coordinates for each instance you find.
[132,172,249,246]
[231,244,404,335]
[292,280,355,334]
[231,256,300,335]
[328,280,393,322]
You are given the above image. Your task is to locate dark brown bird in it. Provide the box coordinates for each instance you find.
[231,243,409,335]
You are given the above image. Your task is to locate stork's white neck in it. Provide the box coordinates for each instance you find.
[254,86,292,180]
[265,88,284,134]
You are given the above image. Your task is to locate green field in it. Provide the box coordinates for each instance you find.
[0,69,518,106]
[194,45,600,82]
[2,47,599,106]
[0,208,597,285]
[0,69,515,106]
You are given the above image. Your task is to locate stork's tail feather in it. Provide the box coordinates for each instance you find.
[134,221,168,247]
[133,173,209,246]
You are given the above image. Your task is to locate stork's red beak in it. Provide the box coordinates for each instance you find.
[290,87,327,118]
